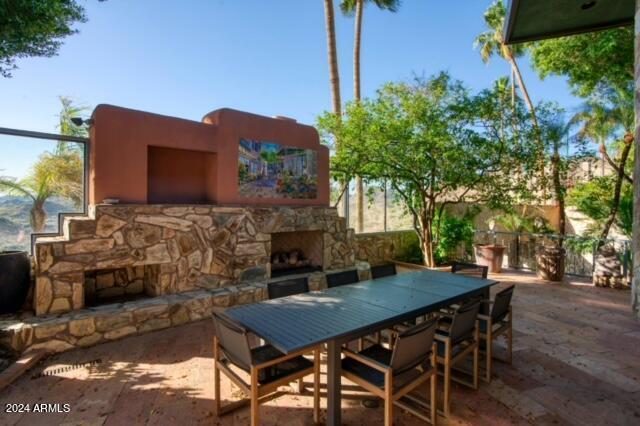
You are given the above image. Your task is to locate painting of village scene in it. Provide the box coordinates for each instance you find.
[238,139,318,199]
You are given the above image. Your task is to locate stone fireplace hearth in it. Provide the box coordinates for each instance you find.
[33,205,355,316]
[270,230,323,278]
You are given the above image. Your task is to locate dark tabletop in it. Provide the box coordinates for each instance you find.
[224,269,498,354]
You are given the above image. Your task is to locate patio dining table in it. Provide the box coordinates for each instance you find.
[224,269,499,425]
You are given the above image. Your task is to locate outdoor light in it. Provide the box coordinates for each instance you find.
[70,117,94,126]
[581,1,597,10]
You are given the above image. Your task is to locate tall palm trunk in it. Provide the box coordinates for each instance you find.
[324,0,342,116]
[323,0,347,218]
[508,54,547,196]
[551,143,566,245]
[508,55,538,127]
[353,0,364,232]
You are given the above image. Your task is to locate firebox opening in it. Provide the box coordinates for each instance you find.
[84,265,153,307]
[270,230,323,278]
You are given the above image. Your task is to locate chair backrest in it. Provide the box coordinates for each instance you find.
[390,319,437,374]
[451,262,488,279]
[491,285,515,323]
[371,263,397,280]
[212,312,252,370]
[326,269,360,288]
[268,277,309,299]
[448,298,482,344]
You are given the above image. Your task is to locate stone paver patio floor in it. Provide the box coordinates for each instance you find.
[1,270,639,425]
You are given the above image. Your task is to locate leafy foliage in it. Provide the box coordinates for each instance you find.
[0,0,88,77]
[339,0,399,15]
[567,177,632,239]
[474,1,525,64]
[494,209,551,234]
[529,28,633,97]
[319,72,540,266]
[433,210,475,265]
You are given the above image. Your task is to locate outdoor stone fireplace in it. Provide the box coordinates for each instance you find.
[33,205,355,316]
[31,106,355,319]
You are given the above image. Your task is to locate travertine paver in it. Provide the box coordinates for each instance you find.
[1,269,639,425]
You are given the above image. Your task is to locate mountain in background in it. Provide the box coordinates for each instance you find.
[0,195,78,252]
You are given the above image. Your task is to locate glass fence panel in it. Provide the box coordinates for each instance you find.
[472,230,631,278]
[386,185,413,231]
[0,134,85,252]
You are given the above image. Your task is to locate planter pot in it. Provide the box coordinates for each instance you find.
[474,244,505,274]
[535,245,565,282]
[0,251,31,314]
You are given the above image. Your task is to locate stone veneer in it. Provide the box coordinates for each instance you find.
[354,230,418,266]
[33,205,356,316]
[2,264,372,355]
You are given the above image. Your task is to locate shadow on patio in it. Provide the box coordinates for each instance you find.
[1,270,639,426]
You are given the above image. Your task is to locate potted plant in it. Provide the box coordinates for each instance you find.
[535,242,566,282]
[0,251,31,314]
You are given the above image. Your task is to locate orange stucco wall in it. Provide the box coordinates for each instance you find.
[89,105,330,206]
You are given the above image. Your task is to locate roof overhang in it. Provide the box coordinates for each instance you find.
[503,0,635,44]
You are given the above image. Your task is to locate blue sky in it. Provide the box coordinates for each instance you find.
[0,0,579,179]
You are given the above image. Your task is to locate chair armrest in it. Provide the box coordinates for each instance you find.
[342,348,390,373]
[433,333,449,343]
[254,346,320,370]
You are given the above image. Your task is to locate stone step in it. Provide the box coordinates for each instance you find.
[62,216,97,242]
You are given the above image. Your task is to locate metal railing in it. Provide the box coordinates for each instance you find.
[0,127,89,254]
[472,230,632,278]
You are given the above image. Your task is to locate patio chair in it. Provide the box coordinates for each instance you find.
[341,319,439,425]
[212,312,320,426]
[326,269,360,288]
[435,298,481,418]
[478,285,514,382]
[450,262,488,279]
[267,277,309,299]
[371,263,397,279]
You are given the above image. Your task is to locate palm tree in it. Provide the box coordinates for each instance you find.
[1,160,57,232]
[323,0,350,216]
[570,86,634,241]
[0,97,86,232]
[475,1,536,125]
[341,0,399,232]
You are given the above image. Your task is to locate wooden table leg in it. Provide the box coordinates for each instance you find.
[327,339,342,426]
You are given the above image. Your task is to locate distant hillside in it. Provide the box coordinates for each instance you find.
[0,195,78,252]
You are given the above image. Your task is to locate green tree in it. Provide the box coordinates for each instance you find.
[529,27,633,97]
[568,176,633,239]
[475,1,546,192]
[319,72,538,266]
[341,0,400,233]
[0,0,87,77]
[475,1,537,126]
[569,86,634,241]
[0,97,86,231]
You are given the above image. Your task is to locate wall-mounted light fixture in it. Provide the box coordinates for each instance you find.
[70,117,94,126]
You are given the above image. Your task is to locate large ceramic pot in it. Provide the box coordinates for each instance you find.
[0,251,31,314]
[474,244,505,273]
[535,245,565,282]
